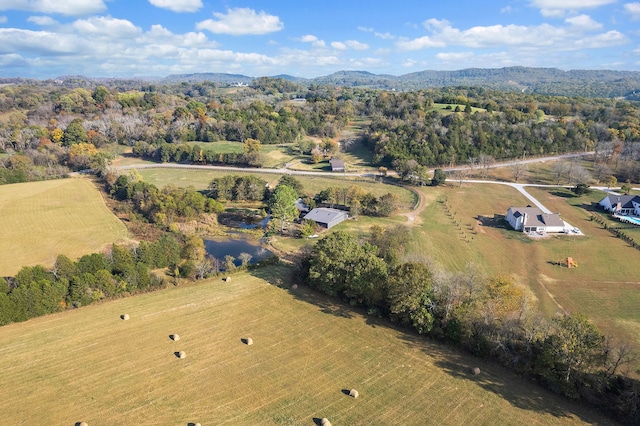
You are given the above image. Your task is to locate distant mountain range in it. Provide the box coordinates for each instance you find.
[160,67,640,99]
[2,67,639,99]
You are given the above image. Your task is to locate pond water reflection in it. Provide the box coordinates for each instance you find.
[204,236,272,266]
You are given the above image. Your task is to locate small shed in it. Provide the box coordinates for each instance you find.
[329,158,345,172]
[303,208,349,229]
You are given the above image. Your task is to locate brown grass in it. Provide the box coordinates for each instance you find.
[0,178,130,276]
[0,266,613,425]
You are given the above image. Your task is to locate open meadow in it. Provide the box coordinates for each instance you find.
[0,178,129,276]
[0,265,612,425]
[135,167,417,209]
[409,182,640,373]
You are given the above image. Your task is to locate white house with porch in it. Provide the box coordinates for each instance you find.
[598,194,640,216]
[506,206,565,233]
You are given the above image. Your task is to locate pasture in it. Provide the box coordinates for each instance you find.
[409,182,640,372]
[135,167,417,209]
[0,178,129,276]
[0,265,611,425]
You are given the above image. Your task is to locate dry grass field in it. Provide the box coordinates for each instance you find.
[0,178,130,276]
[135,167,417,209]
[409,182,640,373]
[0,266,612,425]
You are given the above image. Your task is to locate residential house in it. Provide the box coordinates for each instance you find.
[329,158,345,172]
[505,206,565,233]
[303,208,349,229]
[598,194,640,216]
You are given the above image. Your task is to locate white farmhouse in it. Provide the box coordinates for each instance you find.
[505,206,565,233]
[598,194,640,216]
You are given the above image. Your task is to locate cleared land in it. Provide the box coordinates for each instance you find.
[0,178,129,276]
[409,182,640,372]
[0,266,612,425]
[135,167,417,209]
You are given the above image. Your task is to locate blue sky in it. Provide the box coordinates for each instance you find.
[0,0,639,79]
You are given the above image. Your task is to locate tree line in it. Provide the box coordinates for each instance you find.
[0,234,184,326]
[302,227,639,424]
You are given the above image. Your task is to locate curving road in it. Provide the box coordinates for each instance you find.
[112,151,609,220]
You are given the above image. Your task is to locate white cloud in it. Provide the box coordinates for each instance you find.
[501,6,512,13]
[73,16,141,39]
[0,15,7,23]
[529,0,616,17]
[575,30,626,48]
[148,0,202,13]
[565,14,602,29]
[345,40,369,50]
[625,3,640,20]
[331,41,346,50]
[0,0,106,16]
[139,25,210,47]
[297,34,325,47]
[0,28,83,55]
[436,51,475,61]
[357,26,395,40]
[402,58,418,67]
[27,15,57,26]
[196,7,283,35]
[399,19,627,51]
[397,35,445,50]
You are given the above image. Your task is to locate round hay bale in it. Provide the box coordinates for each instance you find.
[171,334,180,341]
[471,367,481,375]
[349,388,359,398]
[321,418,331,426]
[225,276,231,282]
[178,351,186,359]
[245,337,253,346]
[194,423,201,426]
[120,314,129,320]
[291,284,298,290]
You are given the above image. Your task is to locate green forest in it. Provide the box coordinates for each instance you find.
[2,78,640,185]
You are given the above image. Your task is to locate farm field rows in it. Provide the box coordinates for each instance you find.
[0,266,612,425]
[0,178,129,276]
[409,182,640,372]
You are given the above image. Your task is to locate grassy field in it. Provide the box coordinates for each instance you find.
[136,168,417,209]
[0,178,130,276]
[0,265,612,425]
[409,182,640,372]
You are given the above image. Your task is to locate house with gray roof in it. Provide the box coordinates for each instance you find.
[329,158,345,172]
[599,194,640,216]
[303,207,349,229]
[506,206,565,233]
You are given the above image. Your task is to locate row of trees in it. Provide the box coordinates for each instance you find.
[0,234,185,326]
[109,172,224,225]
[303,228,639,424]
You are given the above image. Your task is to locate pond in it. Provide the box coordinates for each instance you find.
[217,210,271,230]
[204,235,273,266]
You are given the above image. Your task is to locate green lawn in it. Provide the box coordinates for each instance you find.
[410,182,640,373]
[0,178,130,276]
[0,265,612,425]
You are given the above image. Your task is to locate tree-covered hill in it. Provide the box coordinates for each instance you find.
[6,66,639,99]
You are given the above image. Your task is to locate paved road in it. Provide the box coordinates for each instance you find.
[112,151,609,218]
[113,151,595,179]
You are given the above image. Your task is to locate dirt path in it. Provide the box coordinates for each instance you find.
[398,185,426,225]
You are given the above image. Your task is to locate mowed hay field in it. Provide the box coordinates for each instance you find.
[0,178,129,276]
[135,167,417,209]
[409,182,640,372]
[0,266,611,425]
